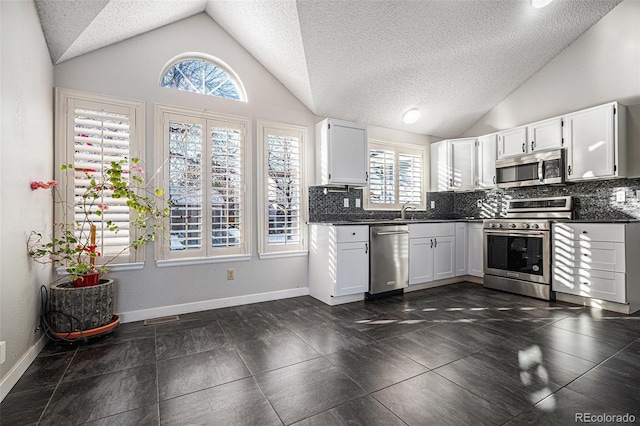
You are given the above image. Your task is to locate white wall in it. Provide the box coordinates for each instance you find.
[54,13,318,319]
[462,0,640,174]
[0,0,54,399]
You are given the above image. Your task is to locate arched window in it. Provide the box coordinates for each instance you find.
[160,54,247,101]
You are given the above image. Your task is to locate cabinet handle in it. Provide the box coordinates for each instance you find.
[434,238,438,248]
[522,143,525,152]
[365,243,368,254]
[531,141,535,151]
[430,239,433,248]
[582,231,587,234]
[352,232,356,235]
[493,176,496,184]
[365,171,369,182]
[568,165,572,175]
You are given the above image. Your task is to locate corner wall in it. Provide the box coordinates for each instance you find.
[0,1,54,400]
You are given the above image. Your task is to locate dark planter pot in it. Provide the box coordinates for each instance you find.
[49,279,114,333]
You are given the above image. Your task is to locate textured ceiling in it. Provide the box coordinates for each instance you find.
[35,0,623,138]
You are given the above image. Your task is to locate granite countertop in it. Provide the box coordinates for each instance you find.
[554,218,640,223]
[308,218,485,225]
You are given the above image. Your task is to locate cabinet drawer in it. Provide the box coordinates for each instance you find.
[335,226,369,243]
[409,222,455,239]
[553,223,625,243]
[552,266,626,303]
[552,240,625,273]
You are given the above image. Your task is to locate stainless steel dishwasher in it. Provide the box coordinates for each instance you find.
[369,225,409,295]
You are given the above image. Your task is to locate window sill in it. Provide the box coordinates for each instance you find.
[156,254,252,268]
[56,262,145,275]
[258,250,308,260]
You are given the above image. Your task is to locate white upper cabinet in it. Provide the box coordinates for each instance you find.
[477,133,497,189]
[316,118,368,186]
[564,102,626,181]
[497,126,528,159]
[449,138,477,191]
[430,140,450,192]
[527,117,563,152]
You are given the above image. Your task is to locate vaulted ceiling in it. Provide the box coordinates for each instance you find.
[35,0,623,138]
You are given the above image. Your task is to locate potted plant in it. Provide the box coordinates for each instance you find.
[28,158,170,337]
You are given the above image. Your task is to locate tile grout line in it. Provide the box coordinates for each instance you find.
[35,345,79,426]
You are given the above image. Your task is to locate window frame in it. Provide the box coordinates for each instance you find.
[55,87,146,266]
[257,120,308,258]
[154,104,252,265]
[364,139,426,211]
[159,53,248,102]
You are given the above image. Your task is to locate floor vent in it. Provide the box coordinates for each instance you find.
[144,315,180,326]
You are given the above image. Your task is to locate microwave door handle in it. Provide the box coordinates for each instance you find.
[538,159,544,182]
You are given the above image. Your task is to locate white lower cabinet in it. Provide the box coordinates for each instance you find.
[552,222,640,309]
[467,223,484,277]
[409,223,455,285]
[309,225,369,305]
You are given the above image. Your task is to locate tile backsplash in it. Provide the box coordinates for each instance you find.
[309,177,640,222]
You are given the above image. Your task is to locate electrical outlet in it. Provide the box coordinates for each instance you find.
[227,269,235,280]
[0,341,6,365]
[343,198,349,208]
[430,201,435,209]
[616,190,626,202]
[355,198,361,208]
[476,199,483,208]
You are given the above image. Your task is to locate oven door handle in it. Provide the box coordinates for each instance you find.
[484,231,548,238]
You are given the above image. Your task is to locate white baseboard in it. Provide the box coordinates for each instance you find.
[118,287,310,323]
[0,334,48,402]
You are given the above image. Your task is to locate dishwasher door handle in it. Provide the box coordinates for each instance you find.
[373,230,409,236]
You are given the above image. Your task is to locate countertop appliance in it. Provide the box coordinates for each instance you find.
[369,225,409,295]
[495,148,565,189]
[483,196,573,300]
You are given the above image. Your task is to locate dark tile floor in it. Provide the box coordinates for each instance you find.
[2,282,640,425]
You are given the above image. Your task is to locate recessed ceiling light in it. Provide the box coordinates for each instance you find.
[402,108,420,124]
[531,0,553,8]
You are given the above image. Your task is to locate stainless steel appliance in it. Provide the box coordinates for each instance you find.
[369,225,409,295]
[495,149,565,189]
[483,196,573,300]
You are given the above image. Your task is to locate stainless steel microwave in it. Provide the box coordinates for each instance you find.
[495,149,565,189]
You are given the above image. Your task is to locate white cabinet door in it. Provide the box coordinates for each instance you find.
[564,103,617,181]
[433,235,455,281]
[430,140,450,192]
[409,238,434,285]
[449,138,477,191]
[317,118,368,186]
[477,134,497,189]
[335,241,369,296]
[467,223,484,277]
[497,126,528,159]
[528,117,562,152]
[455,223,467,276]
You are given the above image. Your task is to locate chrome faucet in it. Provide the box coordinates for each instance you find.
[400,202,417,220]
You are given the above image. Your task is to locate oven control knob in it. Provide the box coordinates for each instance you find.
[488,223,495,228]
[509,223,517,229]
[496,223,503,228]
[532,224,540,229]
[523,223,530,229]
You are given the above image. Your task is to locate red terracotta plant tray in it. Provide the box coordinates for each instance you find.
[51,315,120,340]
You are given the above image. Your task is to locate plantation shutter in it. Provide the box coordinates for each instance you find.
[398,150,423,205]
[368,145,395,205]
[162,109,247,259]
[263,127,303,253]
[209,119,245,254]
[166,115,205,257]
[68,99,138,263]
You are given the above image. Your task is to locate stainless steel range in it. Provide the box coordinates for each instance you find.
[483,196,573,300]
